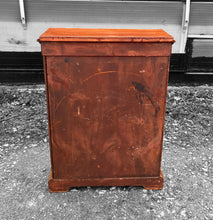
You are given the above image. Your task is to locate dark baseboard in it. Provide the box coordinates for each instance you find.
[0,70,44,84]
[0,52,44,83]
[170,53,187,73]
[187,57,213,73]
[0,52,43,70]
[169,72,213,86]
[0,52,212,85]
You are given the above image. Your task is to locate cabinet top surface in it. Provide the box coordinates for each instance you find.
[38,28,174,43]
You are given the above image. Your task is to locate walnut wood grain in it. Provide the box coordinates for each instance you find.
[38,28,174,43]
[41,42,172,57]
[39,28,174,192]
[48,170,164,192]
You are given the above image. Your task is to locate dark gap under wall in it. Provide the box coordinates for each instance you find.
[0,51,213,85]
[186,38,213,73]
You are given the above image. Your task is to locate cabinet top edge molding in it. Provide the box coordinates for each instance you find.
[38,28,175,43]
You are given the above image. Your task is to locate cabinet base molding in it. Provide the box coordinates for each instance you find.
[48,170,164,193]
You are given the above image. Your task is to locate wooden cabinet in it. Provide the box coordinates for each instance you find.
[38,28,174,192]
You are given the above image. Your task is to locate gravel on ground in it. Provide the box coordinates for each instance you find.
[0,84,212,219]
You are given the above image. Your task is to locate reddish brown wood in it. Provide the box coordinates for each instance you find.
[38,28,175,43]
[39,28,174,192]
[48,170,164,192]
[40,42,172,57]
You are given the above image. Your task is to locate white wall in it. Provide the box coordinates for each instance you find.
[0,1,183,53]
[189,2,213,36]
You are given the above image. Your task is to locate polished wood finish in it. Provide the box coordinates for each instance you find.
[48,170,164,193]
[38,28,175,43]
[40,42,172,57]
[39,28,174,192]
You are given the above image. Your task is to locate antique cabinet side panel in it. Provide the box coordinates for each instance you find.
[46,55,169,180]
[158,56,171,171]
[43,55,55,177]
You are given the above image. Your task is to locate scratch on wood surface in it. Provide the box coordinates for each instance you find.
[82,70,117,83]
[51,120,62,128]
[129,73,141,77]
[105,105,121,114]
[128,86,136,92]
[55,96,67,112]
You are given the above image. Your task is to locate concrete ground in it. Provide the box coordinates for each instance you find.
[0,84,212,219]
